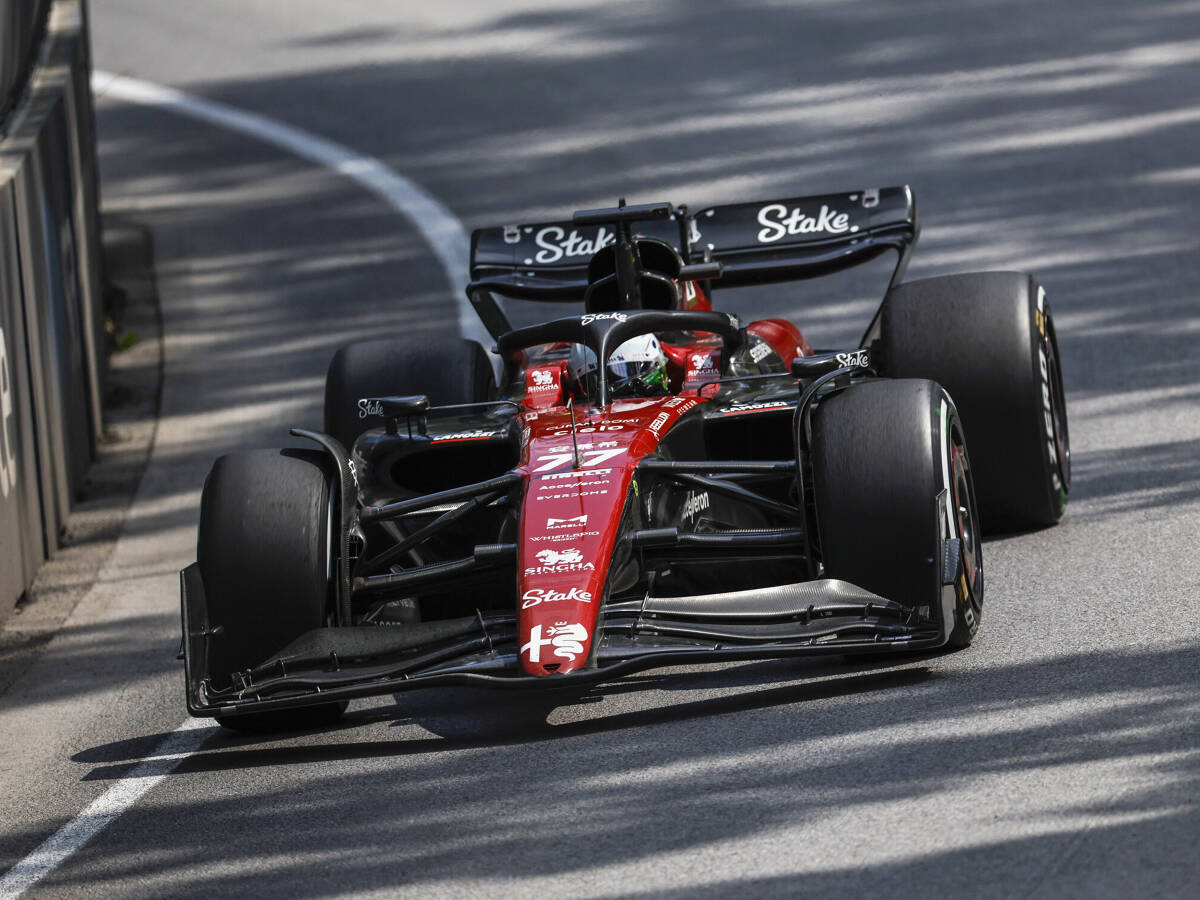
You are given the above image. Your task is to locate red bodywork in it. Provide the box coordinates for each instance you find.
[512,306,810,676]
[515,397,703,674]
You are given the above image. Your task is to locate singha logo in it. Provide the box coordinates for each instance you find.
[525,546,594,576]
[536,548,583,566]
[531,369,554,386]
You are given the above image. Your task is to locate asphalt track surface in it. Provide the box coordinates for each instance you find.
[2,0,1199,896]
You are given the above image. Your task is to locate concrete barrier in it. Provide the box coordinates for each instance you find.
[0,178,44,607]
[0,0,103,620]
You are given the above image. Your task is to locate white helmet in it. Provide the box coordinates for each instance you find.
[568,334,670,399]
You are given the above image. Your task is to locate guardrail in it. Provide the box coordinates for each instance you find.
[0,0,103,621]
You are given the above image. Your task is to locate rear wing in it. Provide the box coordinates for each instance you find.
[466,186,917,335]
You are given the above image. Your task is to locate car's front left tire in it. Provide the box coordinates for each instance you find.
[809,378,984,648]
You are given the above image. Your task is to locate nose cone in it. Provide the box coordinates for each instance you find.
[517,469,624,676]
[515,397,705,675]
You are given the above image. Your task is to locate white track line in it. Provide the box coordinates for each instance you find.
[0,72,482,898]
[90,69,488,348]
[0,719,217,898]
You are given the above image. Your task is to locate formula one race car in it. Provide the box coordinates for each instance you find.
[181,187,1070,730]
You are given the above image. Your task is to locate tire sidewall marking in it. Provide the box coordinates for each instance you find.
[1034,285,1066,501]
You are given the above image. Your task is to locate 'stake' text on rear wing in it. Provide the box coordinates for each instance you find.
[689,185,917,289]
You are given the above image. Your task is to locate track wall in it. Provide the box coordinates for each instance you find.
[0,0,103,621]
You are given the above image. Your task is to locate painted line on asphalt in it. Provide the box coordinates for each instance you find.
[0,718,219,898]
[1,72,484,899]
[90,69,489,348]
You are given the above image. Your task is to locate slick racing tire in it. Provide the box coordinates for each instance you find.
[878,272,1070,533]
[810,379,984,648]
[198,448,347,732]
[324,336,495,453]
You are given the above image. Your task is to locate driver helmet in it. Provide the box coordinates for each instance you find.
[568,333,670,399]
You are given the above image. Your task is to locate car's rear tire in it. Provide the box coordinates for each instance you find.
[197,448,347,731]
[810,379,983,648]
[324,336,495,452]
[878,271,1069,533]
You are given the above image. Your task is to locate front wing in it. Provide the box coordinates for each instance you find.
[181,560,958,718]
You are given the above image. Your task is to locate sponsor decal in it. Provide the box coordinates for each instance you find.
[542,469,613,481]
[522,587,593,609]
[680,490,709,523]
[525,547,596,575]
[580,311,629,325]
[521,621,589,663]
[357,398,384,419]
[549,424,624,436]
[648,412,671,436]
[432,429,495,442]
[835,350,870,368]
[686,350,720,379]
[722,400,791,416]
[536,489,609,501]
[533,447,626,472]
[548,514,588,528]
[662,398,700,414]
[536,547,582,565]
[542,441,617,453]
[525,365,564,408]
[530,226,615,265]
[0,327,16,497]
[524,411,539,422]
[756,203,858,243]
[538,479,609,492]
[750,339,774,363]
[530,530,600,542]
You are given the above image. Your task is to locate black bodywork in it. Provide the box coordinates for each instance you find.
[183,186,970,718]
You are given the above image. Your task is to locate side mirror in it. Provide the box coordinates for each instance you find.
[678,261,724,281]
[790,350,873,380]
[359,395,429,435]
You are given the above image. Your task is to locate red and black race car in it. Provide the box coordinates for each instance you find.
[181,187,1070,730]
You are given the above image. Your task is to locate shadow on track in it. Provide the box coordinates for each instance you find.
[41,641,1198,896]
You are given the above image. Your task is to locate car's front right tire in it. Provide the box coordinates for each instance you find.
[197,447,347,732]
